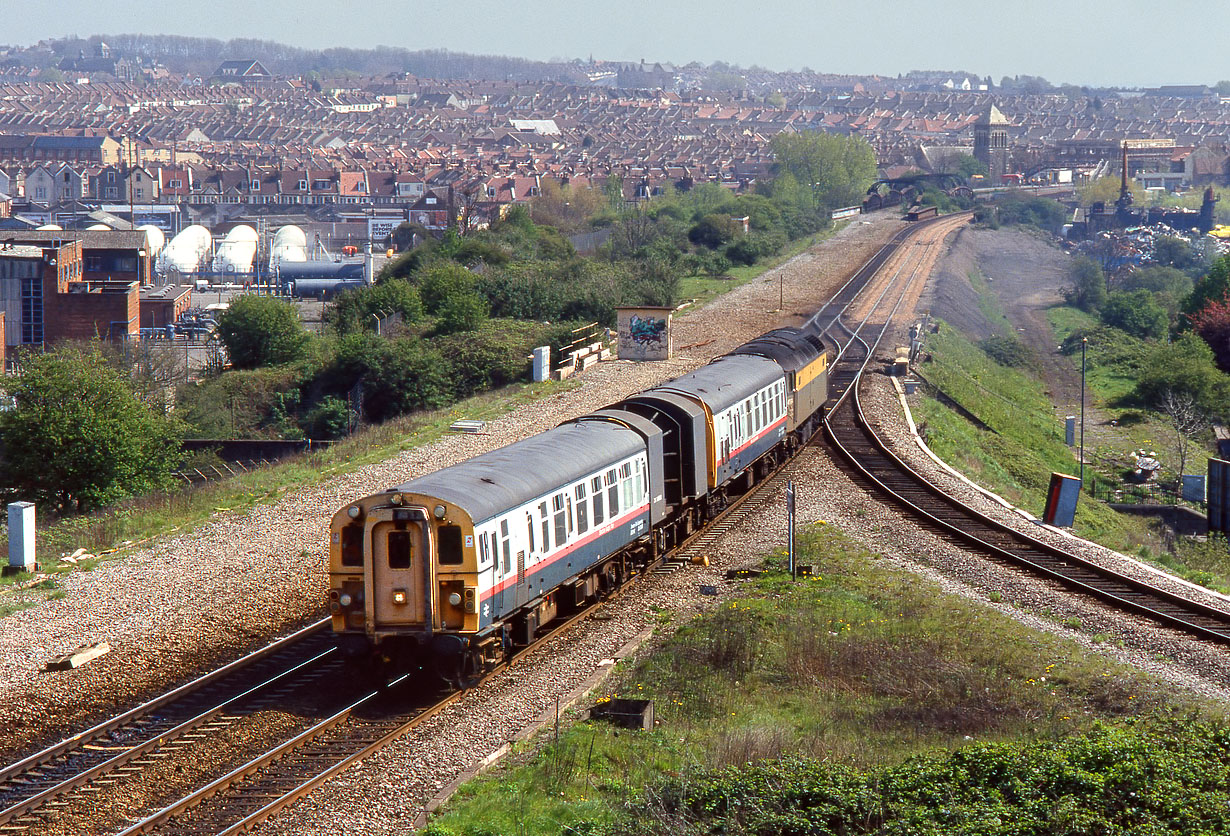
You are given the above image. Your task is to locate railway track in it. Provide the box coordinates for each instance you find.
[821,216,1230,646]
[0,619,334,833]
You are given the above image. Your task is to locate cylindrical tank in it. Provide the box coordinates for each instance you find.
[270,224,308,267]
[139,224,166,256]
[159,224,212,273]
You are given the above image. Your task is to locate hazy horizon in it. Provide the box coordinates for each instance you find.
[7,0,1223,89]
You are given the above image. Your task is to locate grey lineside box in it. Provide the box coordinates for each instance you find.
[8,501,35,572]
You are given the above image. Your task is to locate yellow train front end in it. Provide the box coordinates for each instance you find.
[328,490,483,672]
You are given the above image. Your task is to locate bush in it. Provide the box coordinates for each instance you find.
[301,396,351,439]
[216,294,309,369]
[978,334,1032,367]
[326,279,424,335]
[417,262,478,314]
[0,344,184,511]
[434,291,489,335]
[1134,333,1230,417]
[1064,256,1108,312]
[1100,289,1168,340]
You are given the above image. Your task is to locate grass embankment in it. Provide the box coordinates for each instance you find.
[914,308,1230,591]
[913,320,1144,546]
[423,525,1224,836]
[0,379,577,610]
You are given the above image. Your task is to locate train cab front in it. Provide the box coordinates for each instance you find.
[328,491,483,680]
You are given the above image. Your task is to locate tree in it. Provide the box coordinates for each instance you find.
[1158,389,1206,485]
[955,154,989,179]
[769,130,877,212]
[1189,293,1230,372]
[528,178,606,234]
[0,344,183,512]
[1064,256,1107,312]
[688,214,737,249]
[1078,175,1139,209]
[216,294,309,369]
[1099,290,1168,340]
[1185,255,1230,323]
[1135,333,1230,418]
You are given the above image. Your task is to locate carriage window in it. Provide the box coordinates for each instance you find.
[539,502,550,553]
[526,513,535,554]
[606,470,619,517]
[592,477,604,526]
[575,483,588,533]
[553,494,566,548]
[438,525,462,565]
[341,524,363,566]
[634,461,645,503]
[500,519,511,574]
[620,463,634,509]
[387,529,412,569]
[760,391,768,427]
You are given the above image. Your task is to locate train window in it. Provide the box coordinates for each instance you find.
[761,391,768,427]
[553,495,566,548]
[340,524,363,567]
[526,513,535,554]
[567,494,574,533]
[539,502,550,553]
[575,482,587,502]
[635,461,645,503]
[438,525,463,565]
[606,470,619,517]
[591,477,604,525]
[576,493,588,534]
[500,519,511,574]
[387,529,412,569]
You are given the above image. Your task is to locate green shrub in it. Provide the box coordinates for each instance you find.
[1100,289,1168,340]
[215,294,309,368]
[978,334,1032,367]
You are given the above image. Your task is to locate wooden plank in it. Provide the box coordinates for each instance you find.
[46,642,111,671]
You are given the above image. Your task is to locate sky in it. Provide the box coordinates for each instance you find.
[5,0,1223,89]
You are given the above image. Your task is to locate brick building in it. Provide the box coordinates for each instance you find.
[0,239,139,351]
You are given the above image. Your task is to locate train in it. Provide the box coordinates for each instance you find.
[328,326,831,682]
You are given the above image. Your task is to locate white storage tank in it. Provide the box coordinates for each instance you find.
[139,224,166,256]
[213,224,257,274]
[159,224,212,274]
[270,224,308,267]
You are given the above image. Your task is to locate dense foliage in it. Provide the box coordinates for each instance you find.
[0,344,184,511]
[605,718,1230,835]
[215,294,310,368]
[181,146,874,443]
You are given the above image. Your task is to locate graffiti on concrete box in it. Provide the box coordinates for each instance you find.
[616,306,673,361]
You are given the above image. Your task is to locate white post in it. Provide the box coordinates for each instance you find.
[8,501,35,572]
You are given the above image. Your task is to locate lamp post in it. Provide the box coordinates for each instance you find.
[1080,337,1087,491]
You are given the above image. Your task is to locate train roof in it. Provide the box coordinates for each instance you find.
[728,327,825,373]
[655,354,782,411]
[386,420,644,525]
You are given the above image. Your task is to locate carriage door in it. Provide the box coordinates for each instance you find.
[370,507,430,627]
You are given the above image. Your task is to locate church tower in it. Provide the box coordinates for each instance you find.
[973,103,1010,183]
